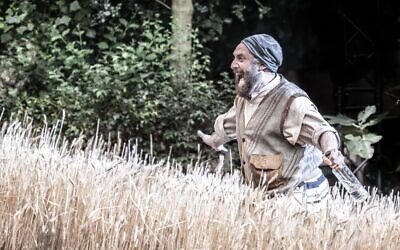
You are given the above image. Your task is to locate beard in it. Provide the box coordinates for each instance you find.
[235,63,260,97]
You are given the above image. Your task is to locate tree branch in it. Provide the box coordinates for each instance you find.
[155,0,171,10]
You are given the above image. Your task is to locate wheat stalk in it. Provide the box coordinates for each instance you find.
[0,118,398,249]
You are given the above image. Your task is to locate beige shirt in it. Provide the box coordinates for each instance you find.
[215,73,338,149]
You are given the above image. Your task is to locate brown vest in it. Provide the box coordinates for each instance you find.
[236,76,308,191]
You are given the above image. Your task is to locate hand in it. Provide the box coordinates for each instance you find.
[322,148,345,170]
[197,130,228,153]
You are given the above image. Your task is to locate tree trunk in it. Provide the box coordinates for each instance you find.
[171,0,193,88]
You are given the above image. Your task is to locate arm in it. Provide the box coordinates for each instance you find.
[282,96,344,169]
[198,102,237,151]
[318,131,344,169]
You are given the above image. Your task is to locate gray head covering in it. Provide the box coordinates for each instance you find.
[241,34,283,72]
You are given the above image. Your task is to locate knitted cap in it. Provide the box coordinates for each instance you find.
[241,34,283,72]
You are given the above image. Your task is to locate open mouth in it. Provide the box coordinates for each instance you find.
[235,72,244,79]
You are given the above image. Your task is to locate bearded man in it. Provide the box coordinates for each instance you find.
[198,34,345,207]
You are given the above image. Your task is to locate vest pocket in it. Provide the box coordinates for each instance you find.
[249,154,285,189]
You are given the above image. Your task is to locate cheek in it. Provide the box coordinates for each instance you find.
[242,63,253,71]
[236,63,249,72]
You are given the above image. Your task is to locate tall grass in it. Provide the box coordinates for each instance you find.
[0,117,399,249]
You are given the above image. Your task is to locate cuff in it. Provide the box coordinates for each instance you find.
[214,115,236,142]
[312,126,341,151]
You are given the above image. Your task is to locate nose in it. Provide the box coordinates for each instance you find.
[231,59,238,71]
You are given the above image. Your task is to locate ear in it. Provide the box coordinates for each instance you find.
[258,64,268,72]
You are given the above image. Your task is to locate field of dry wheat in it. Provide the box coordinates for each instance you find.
[0,117,399,249]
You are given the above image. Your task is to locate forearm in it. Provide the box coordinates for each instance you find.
[198,102,237,151]
[318,131,340,154]
[197,131,230,151]
[296,117,340,152]
[301,121,344,169]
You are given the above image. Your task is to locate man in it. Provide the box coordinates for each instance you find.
[198,34,345,207]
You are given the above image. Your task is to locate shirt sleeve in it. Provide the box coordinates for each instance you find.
[282,96,340,147]
[213,101,237,142]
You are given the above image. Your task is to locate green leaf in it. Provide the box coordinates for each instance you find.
[55,16,71,26]
[16,26,27,35]
[363,112,387,128]
[97,42,109,50]
[1,33,12,43]
[344,134,360,141]
[26,23,34,31]
[363,133,382,144]
[357,105,376,124]
[345,133,379,159]
[104,33,116,42]
[345,139,374,159]
[70,1,81,11]
[56,0,66,8]
[119,18,128,27]
[50,35,62,42]
[140,72,152,79]
[62,28,70,36]
[8,88,18,96]
[60,6,68,13]
[86,29,96,38]
[143,31,153,40]
[146,53,157,60]
[359,140,374,159]
[258,6,271,19]
[232,4,246,22]
[6,13,26,24]
[128,23,139,29]
[72,29,84,36]
[96,90,105,98]
[73,11,84,22]
[324,114,355,126]
[5,16,19,24]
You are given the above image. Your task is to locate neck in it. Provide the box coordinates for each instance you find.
[250,71,276,96]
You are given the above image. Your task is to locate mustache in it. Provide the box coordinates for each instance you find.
[234,74,242,83]
[235,74,253,97]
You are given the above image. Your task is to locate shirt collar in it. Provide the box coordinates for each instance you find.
[249,72,280,100]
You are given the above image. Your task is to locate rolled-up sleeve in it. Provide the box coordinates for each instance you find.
[283,96,340,147]
[214,104,237,142]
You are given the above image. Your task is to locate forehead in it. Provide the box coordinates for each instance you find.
[233,42,254,59]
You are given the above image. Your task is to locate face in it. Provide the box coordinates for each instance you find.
[231,43,260,97]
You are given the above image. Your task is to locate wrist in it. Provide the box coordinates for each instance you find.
[319,131,340,155]
[323,148,338,157]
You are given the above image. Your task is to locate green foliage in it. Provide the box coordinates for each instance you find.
[193,0,272,44]
[325,106,387,159]
[0,1,232,160]
[232,1,271,22]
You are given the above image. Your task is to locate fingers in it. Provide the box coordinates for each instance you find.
[322,155,342,170]
[197,130,213,145]
[197,130,227,152]
[197,130,208,141]
[197,130,217,150]
[216,144,228,153]
[322,155,332,165]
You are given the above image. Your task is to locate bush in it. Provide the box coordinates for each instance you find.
[0,1,233,160]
